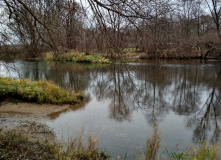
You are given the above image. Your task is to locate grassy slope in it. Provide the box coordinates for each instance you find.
[0,77,83,104]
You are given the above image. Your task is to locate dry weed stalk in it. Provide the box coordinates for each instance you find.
[145,123,161,160]
[63,128,100,159]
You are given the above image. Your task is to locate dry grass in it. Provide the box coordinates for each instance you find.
[64,129,100,159]
[0,131,56,160]
[44,52,55,60]
[47,128,110,160]
[166,141,221,160]
[0,126,220,160]
[145,123,161,160]
[0,130,109,160]
[187,141,220,160]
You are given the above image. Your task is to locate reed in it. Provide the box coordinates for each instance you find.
[145,123,161,160]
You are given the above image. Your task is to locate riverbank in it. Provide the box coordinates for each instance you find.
[7,48,221,63]
[0,102,109,160]
[0,102,68,137]
[0,77,83,104]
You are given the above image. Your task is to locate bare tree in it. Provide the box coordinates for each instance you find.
[0,0,86,58]
[0,0,220,59]
[205,0,221,42]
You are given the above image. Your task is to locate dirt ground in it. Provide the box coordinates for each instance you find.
[0,102,70,143]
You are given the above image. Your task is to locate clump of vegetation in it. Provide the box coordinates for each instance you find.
[125,52,137,57]
[72,54,110,63]
[145,123,161,159]
[190,141,221,160]
[0,131,56,160]
[43,51,111,64]
[43,51,55,61]
[139,53,148,59]
[56,128,110,160]
[143,123,220,160]
[166,141,221,160]
[0,77,83,104]
[167,141,221,160]
[123,48,137,57]
[0,131,109,160]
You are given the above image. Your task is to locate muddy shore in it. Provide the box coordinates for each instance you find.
[0,102,70,143]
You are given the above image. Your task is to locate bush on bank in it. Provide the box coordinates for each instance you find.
[43,51,111,64]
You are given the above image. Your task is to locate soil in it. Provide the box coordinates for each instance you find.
[0,131,57,160]
[0,102,70,143]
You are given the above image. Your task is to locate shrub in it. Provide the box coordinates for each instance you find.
[43,50,110,64]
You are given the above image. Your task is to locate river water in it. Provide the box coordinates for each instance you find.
[0,60,221,158]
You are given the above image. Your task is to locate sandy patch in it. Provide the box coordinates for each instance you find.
[0,102,69,117]
[0,102,70,143]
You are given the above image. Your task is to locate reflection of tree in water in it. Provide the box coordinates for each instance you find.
[91,64,137,122]
[172,66,202,115]
[48,63,91,92]
[186,68,221,144]
[135,64,171,124]
[91,63,172,123]
[20,62,91,92]
[18,61,48,79]
[92,61,221,142]
[47,94,91,120]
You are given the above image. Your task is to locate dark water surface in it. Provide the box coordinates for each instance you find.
[1,60,221,158]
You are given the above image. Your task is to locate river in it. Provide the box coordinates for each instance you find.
[0,60,221,158]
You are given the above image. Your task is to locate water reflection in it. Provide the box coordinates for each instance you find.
[187,68,221,144]
[47,95,91,120]
[91,64,137,122]
[1,60,221,156]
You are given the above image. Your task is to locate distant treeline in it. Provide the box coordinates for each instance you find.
[0,0,220,59]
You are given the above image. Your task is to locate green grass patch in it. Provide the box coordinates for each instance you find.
[165,141,220,160]
[43,51,55,60]
[122,48,138,57]
[43,51,111,64]
[125,52,137,57]
[139,53,148,59]
[72,54,110,63]
[0,77,83,104]
[122,48,136,52]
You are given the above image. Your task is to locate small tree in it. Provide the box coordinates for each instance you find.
[205,0,221,43]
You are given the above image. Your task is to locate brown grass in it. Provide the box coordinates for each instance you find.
[145,123,161,160]
[53,128,109,160]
